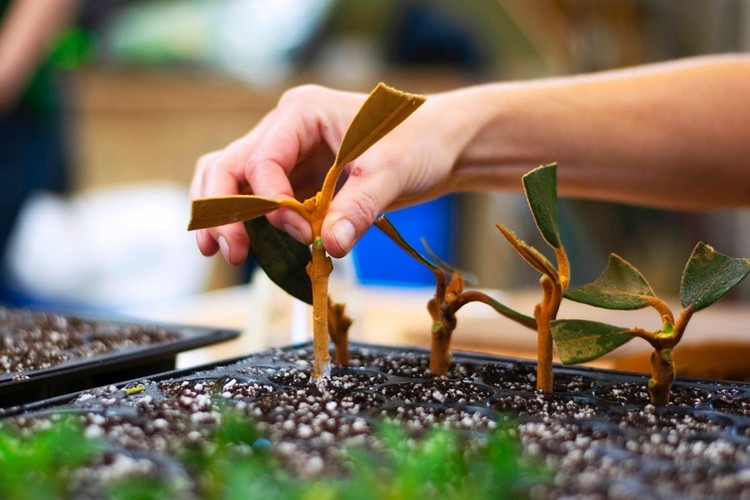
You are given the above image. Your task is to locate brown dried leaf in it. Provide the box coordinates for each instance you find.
[188,195,282,230]
[335,83,426,168]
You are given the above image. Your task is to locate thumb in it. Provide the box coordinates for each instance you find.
[321,171,395,258]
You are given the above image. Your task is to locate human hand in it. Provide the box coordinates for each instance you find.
[190,84,463,264]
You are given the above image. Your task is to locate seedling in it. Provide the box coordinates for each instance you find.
[0,405,547,498]
[376,164,568,392]
[189,83,425,379]
[0,417,105,498]
[495,163,571,392]
[551,244,750,405]
[375,216,536,375]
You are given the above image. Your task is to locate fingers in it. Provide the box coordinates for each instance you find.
[321,160,401,258]
[189,83,446,265]
[241,110,314,245]
[319,97,454,258]
[194,226,250,266]
[191,148,254,264]
[189,85,354,264]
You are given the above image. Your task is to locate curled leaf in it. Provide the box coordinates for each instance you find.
[496,224,557,281]
[551,319,634,365]
[318,84,425,214]
[680,242,750,311]
[522,163,561,249]
[334,83,426,168]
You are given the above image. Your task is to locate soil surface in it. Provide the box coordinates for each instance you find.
[0,306,179,378]
[8,343,750,498]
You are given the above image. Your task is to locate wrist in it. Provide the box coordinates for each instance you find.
[436,83,532,193]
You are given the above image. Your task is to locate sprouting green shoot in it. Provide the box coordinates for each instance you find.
[0,405,548,499]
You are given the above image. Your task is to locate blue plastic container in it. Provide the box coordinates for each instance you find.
[352,196,457,286]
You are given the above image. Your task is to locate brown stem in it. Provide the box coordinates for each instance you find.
[536,312,553,392]
[535,275,561,393]
[426,273,462,376]
[328,298,352,366]
[430,313,456,375]
[672,306,695,345]
[648,348,675,406]
[534,276,554,392]
[645,296,675,326]
[308,236,333,380]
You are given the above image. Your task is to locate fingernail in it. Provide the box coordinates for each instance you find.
[331,219,356,254]
[284,224,305,244]
[218,236,231,262]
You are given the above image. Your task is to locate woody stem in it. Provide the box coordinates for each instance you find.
[430,312,456,375]
[307,229,333,380]
[536,275,561,393]
[648,347,675,406]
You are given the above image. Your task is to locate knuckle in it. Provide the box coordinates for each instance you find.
[195,150,223,175]
[350,191,379,226]
[278,84,324,108]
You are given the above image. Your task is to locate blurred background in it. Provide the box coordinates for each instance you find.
[1,0,749,313]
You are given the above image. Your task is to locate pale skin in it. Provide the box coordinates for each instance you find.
[190,53,750,265]
[0,0,80,111]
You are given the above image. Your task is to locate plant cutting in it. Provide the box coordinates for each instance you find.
[373,216,536,375]
[377,163,569,392]
[188,83,425,380]
[238,215,352,366]
[551,243,750,405]
[493,163,571,393]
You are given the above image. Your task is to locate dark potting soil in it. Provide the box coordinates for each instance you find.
[8,343,750,498]
[0,306,239,408]
[0,307,179,376]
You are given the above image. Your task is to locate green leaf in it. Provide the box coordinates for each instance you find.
[215,408,263,448]
[245,217,313,305]
[421,237,477,284]
[481,295,537,330]
[564,254,656,310]
[522,163,561,249]
[551,319,635,365]
[680,242,750,311]
[188,195,282,231]
[374,216,439,273]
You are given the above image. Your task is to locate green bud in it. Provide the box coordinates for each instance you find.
[432,321,442,333]
[661,349,673,362]
[648,379,656,388]
[314,237,323,249]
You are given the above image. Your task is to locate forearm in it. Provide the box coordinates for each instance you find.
[0,0,79,109]
[448,54,750,210]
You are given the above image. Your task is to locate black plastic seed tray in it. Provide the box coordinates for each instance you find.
[0,306,238,408]
[7,342,750,498]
